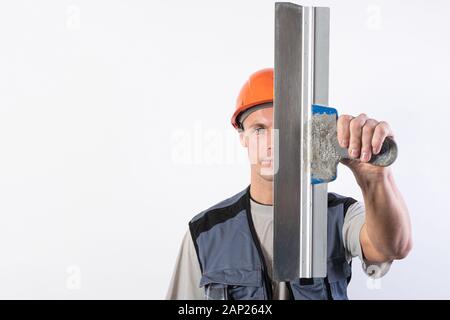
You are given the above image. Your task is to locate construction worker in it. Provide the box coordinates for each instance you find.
[166,68,412,300]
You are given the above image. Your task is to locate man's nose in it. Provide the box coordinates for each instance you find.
[263,128,274,150]
[268,128,274,146]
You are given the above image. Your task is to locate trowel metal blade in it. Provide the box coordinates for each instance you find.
[273,2,303,282]
[274,2,331,282]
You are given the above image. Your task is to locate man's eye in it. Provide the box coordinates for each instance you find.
[255,127,266,134]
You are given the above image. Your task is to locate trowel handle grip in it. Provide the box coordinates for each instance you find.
[367,136,398,167]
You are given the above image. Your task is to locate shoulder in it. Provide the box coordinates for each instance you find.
[189,186,249,224]
[188,186,250,240]
[328,192,358,214]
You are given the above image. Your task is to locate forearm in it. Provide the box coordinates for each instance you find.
[356,168,412,261]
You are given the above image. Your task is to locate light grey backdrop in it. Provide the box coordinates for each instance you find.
[0,0,447,299]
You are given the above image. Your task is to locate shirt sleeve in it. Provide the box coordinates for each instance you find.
[165,229,205,300]
[342,201,392,278]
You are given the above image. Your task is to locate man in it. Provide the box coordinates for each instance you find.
[166,68,412,300]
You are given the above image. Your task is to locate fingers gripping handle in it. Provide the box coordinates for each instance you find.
[339,136,398,167]
[367,136,398,167]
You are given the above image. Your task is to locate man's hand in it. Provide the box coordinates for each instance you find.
[337,113,394,181]
[336,113,412,263]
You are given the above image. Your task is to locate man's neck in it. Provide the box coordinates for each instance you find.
[250,172,273,205]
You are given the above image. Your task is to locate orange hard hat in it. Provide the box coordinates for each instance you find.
[231,68,274,130]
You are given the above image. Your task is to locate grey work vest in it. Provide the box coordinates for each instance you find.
[189,185,357,300]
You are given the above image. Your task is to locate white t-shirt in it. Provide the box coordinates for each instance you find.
[166,197,392,300]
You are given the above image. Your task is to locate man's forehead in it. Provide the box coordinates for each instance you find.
[246,109,273,124]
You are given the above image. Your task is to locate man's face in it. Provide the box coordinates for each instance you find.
[239,106,274,181]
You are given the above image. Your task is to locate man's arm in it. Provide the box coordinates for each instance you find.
[337,114,413,263]
[343,201,392,277]
[357,167,412,262]
[166,230,205,300]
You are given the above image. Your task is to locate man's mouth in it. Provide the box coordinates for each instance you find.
[261,159,273,166]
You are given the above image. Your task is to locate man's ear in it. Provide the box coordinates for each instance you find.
[239,130,248,148]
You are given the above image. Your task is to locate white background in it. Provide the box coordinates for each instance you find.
[0,0,448,299]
